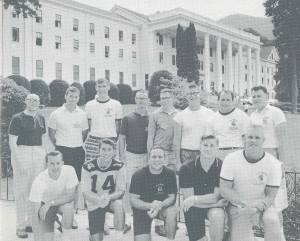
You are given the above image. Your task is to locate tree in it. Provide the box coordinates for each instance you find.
[108,83,119,101]
[8,75,31,91]
[49,80,69,106]
[176,24,186,78]
[265,0,300,113]
[117,84,133,104]
[30,79,50,106]
[70,82,85,106]
[83,80,96,103]
[3,0,41,18]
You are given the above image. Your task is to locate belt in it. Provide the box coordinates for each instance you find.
[219,147,242,150]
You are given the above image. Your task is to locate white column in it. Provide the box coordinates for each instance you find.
[204,33,210,92]
[247,46,252,94]
[238,44,244,96]
[216,36,222,91]
[234,54,239,94]
[226,40,233,90]
[255,48,261,85]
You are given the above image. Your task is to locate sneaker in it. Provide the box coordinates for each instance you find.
[16,229,28,239]
[155,225,166,237]
[25,226,32,233]
[222,230,230,241]
[123,223,131,234]
[72,219,78,229]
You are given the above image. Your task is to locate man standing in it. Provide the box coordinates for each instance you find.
[208,90,250,160]
[85,78,122,161]
[220,125,284,241]
[81,139,126,241]
[180,135,226,241]
[174,84,214,169]
[29,151,78,241]
[130,147,178,241]
[9,94,46,238]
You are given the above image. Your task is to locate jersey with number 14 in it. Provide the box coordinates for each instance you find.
[81,158,126,211]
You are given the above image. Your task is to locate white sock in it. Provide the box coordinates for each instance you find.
[62,228,72,240]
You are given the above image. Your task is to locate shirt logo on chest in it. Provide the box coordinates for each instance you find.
[105,108,113,117]
[229,119,238,130]
[253,172,267,185]
[263,117,269,124]
[156,184,165,195]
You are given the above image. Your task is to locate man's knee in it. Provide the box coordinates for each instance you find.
[262,207,280,227]
[111,199,124,212]
[60,202,74,214]
[164,206,178,219]
[208,208,225,224]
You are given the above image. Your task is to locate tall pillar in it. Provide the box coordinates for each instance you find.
[216,36,222,91]
[204,33,210,92]
[247,46,252,94]
[255,48,261,85]
[226,40,233,90]
[238,44,244,96]
[234,54,238,94]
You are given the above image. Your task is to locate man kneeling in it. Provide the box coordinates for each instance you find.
[130,147,178,241]
[179,135,227,241]
[81,138,126,241]
[29,151,79,241]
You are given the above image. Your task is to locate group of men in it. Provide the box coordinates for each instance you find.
[9,76,289,241]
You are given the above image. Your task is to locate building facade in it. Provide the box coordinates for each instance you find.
[1,0,278,97]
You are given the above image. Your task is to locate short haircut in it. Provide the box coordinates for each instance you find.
[135,90,148,97]
[246,124,264,137]
[99,138,116,150]
[96,78,110,85]
[65,86,80,95]
[200,134,219,145]
[45,151,63,163]
[187,83,199,90]
[218,90,234,101]
[251,85,268,95]
[26,93,40,101]
[149,146,165,156]
[160,88,173,95]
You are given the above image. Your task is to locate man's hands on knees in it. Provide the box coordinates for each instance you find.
[98,194,110,208]
[148,200,163,218]
[181,196,196,212]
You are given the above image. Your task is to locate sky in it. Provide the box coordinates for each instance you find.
[73,0,268,20]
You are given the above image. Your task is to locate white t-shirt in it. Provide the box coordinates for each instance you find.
[173,106,214,150]
[208,108,250,148]
[220,150,281,205]
[29,165,79,203]
[85,98,122,138]
[250,104,286,148]
[48,105,89,147]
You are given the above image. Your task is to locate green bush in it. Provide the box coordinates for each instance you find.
[30,79,50,106]
[108,83,119,101]
[1,78,29,177]
[49,80,69,106]
[83,80,96,103]
[271,102,300,113]
[70,82,85,106]
[117,84,133,104]
[148,70,173,105]
[8,75,31,91]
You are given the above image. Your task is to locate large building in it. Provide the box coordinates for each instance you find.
[1,0,278,97]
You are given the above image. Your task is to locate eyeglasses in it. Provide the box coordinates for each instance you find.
[27,99,40,103]
[186,92,200,96]
[161,97,171,100]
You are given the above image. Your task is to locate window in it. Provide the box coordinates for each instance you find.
[268,78,270,85]
[200,61,204,71]
[199,46,203,55]
[90,43,95,53]
[90,23,95,35]
[12,57,20,75]
[132,34,136,44]
[197,45,200,54]
[36,60,43,77]
[119,30,123,41]
[159,52,163,63]
[172,38,176,48]
[222,65,225,74]
[12,27,19,42]
[90,67,95,81]
[267,67,269,74]
[245,74,247,81]
[132,74,137,87]
[55,14,61,27]
[119,72,124,84]
[210,63,213,72]
[105,70,110,81]
[73,39,79,51]
[132,51,136,59]
[36,10,42,23]
[210,48,213,57]
[210,81,215,91]
[105,27,109,39]
[73,19,79,31]
[105,46,109,58]
[172,55,176,65]
[222,51,225,60]
[12,11,19,18]
[245,65,247,69]
[200,80,204,90]
[262,77,264,84]
[157,33,163,45]
[119,49,123,59]
[36,32,42,46]
[56,63,62,79]
[55,36,61,49]
[262,66,264,73]
[73,65,79,82]
[145,74,149,90]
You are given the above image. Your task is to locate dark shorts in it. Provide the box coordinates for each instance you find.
[55,146,85,180]
[38,203,59,233]
[184,207,208,241]
[88,205,112,236]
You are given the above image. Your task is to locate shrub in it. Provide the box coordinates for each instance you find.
[70,82,85,106]
[49,80,69,106]
[117,84,133,104]
[8,75,31,91]
[1,78,29,177]
[83,80,96,103]
[171,76,189,110]
[30,79,50,106]
[148,70,173,105]
[108,83,119,101]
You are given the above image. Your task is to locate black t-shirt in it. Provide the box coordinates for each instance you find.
[179,157,222,195]
[129,166,177,203]
[8,111,46,146]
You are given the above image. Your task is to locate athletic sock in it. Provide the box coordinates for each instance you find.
[62,228,72,240]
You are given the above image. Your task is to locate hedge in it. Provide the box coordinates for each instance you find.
[30,79,50,106]
[49,80,69,106]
